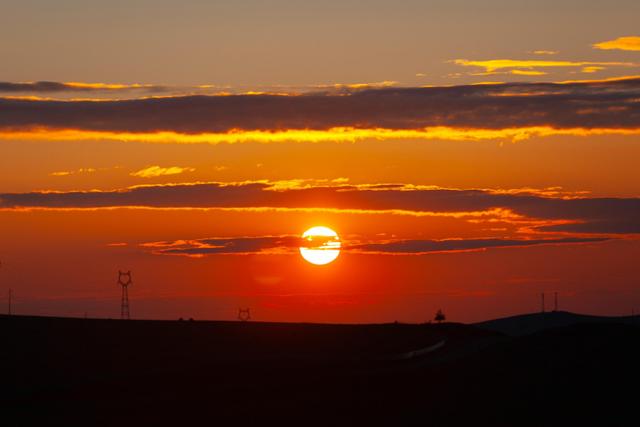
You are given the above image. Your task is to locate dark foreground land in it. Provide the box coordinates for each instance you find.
[2,312,640,426]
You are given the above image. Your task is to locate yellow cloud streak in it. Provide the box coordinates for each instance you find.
[557,74,640,84]
[318,81,398,90]
[510,70,548,76]
[64,82,153,90]
[2,126,640,144]
[454,59,635,73]
[50,167,97,177]
[130,165,195,178]
[593,36,640,52]
[581,66,605,74]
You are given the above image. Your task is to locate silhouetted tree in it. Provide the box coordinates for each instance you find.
[434,309,446,323]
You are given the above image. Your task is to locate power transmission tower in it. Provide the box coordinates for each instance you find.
[541,292,545,313]
[238,308,251,321]
[554,292,558,312]
[118,271,132,320]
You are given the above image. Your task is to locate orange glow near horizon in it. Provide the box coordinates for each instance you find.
[2,17,640,324]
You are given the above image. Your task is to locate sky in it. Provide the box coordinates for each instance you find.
[1,0,639,323]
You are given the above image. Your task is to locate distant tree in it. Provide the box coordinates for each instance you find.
[434,309,446,323]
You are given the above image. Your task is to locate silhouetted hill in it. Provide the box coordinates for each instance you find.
[475,310,639,336]
[2,314,639,426]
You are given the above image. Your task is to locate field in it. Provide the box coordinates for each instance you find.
[2,312,639,426]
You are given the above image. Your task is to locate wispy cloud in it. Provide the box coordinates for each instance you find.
[0,81,167,94]
[50,167,98,177]
[593,36,640,52]
[0,80,400,99]
[581,66,606,74]
[145,235,609,257]
[130,165,195,178]
[144,236,303,257]
[530,50,559,56]
[348,237,610,254]
[311,80,398,91]
[453,59,635,74]
[509,70,547,76]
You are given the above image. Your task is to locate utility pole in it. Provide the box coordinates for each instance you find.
[554,292,558,312]
[541,292,545,313]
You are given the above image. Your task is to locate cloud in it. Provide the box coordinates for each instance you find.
[593,36,640,52]
[311,81,398,91]
[49,167,99,177]
[1,181,639,235]
[453,59,635,73]
[348,237,610,254]
[530,50,559,56]
[509,70,547,76]
[130,165,195,178]
[0,81,167,93]
[0,80,401,99]
[581,66,605,74]
[145,236,304,256]
[49,166,117,177]
[146,235,609,257]
[0,78,639,143]
[6,126,639,144]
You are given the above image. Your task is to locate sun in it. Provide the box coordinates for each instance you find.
[299,226,341,265]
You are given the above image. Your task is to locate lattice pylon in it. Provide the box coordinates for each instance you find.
[118,270,132,320]
[238,308,251,321]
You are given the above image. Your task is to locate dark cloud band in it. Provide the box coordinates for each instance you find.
[0,81,167,93]
[149,235,609,256]
[1,78,640,132]
[349,237,610,253]
[2,182,639,234]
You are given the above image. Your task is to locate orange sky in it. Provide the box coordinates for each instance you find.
[1,1,639,323]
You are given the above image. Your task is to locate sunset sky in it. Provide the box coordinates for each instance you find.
[1,0,639,323]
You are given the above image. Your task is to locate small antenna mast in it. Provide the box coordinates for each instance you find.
[1,261,11,316]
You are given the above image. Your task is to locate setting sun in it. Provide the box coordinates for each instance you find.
[299,226,341,265]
